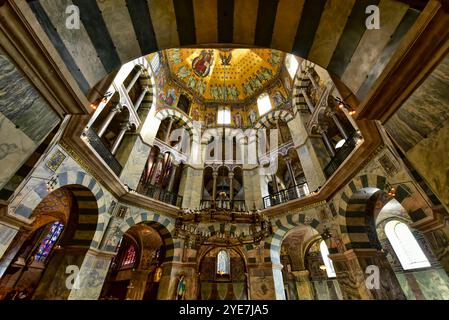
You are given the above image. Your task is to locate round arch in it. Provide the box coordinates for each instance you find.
[118,212,176,263]
[336,174,434,251]
[13,170,108,249]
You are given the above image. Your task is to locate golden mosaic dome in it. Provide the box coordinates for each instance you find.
[165,48,284,104]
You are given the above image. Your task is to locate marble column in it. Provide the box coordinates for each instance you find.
[134,86,150,111]
[329,249,406,300]
[111,122,132,155]
[317,126,335,157]
[167,163,179,193]
[284,156,297,186]
[126,67,143,92]
[276,120,284,144]
[287,113,326,191]
[300,89,315,113]
[212,170,218,202]
[292,270,314,300]
[150,153,165,185]
[228,172,234,202]
[326,110,348,140]
[165,118,175,143]
[271,174,279,194]
[306,68,320,92]
[97,104,122,138]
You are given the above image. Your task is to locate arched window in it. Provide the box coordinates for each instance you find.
[320,240,336,278]
[34,221,64,262]
[257,93,272,116]
[177,94,191,114]
[285,54,299,79]
[217,107,231,125]
[122,245,137,268]
[385,220,430,270]
[216,250,230,275]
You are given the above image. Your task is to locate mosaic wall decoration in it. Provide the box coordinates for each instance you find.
[46,149,66,172]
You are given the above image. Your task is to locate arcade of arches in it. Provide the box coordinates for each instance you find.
[1,0,449,300]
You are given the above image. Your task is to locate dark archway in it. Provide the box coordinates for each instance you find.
[99,223,165,300]
[198,247,248,300]
[0,185,99,300]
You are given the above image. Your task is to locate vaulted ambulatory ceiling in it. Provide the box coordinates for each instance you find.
[26,0,423,100]
[165,48,283,103]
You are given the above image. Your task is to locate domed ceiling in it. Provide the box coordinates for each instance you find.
[164,48,284,104]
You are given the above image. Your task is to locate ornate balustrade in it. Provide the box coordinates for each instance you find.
[263,183,310,209]
[83,128,123,176]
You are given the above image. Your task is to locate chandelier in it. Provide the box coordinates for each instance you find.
[174,206,273,247]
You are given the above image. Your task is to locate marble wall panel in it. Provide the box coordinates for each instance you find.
[385,55,449,209]
[119,136,151,190]
[0,114,36,189]
[0,48,59,144]
[0,224,19,276]
[386,56,449,152]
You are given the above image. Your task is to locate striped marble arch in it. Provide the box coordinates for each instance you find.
[119,211,177,262]
[155,107,195,137]
[27,0,422,99]
[254,109,295,129]
[337,173,433,250]
[14,170,108,249]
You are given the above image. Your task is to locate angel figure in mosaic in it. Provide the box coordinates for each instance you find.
[197,79,206,96]
[187,76,197,90]
[268,51,282,65]
[176,65,190,79]
[210,85,219,100]
[170,48,182,64]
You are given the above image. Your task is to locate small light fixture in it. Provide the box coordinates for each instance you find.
[46,175,58,193]
[388,185,396,197]
[335,139,346,149]
[319,265,327,271]
[321,228,332,240]
[90,103,97,110]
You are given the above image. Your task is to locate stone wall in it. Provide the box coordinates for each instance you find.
[385,55,449,211]
[0,48,60,190]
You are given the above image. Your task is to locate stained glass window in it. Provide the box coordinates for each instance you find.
[34,221,64,262]
[216,250,230,275]
[122,245,137,268]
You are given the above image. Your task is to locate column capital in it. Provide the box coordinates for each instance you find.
[212,171,219,177]
[325,109,336,118]
[316,125,328,134]
[283,155,292,163]
[120,122,132,131]
[112,104,123,113]
[228,172,234,178]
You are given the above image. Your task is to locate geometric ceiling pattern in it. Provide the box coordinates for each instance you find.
[165,48,283,103]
